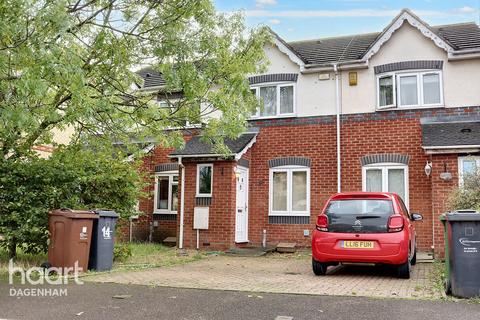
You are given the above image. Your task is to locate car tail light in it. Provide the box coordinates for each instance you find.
[316,215,328,232]
[388,216,404,232]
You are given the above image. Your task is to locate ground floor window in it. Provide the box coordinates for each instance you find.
[269,166,310,216]
[196,164,213,197]
[362,164,409,207]
[154,172,178,214]
[458,156,480,185]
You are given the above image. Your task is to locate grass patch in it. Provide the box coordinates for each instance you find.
[0,249,47,283]
[429,260,480,304]
[87,242,205,275]
[0,243,205,282]
[266,249,311,260]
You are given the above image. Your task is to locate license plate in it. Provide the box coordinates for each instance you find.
[342,241,374,249]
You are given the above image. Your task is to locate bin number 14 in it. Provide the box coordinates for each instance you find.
[102,225,112,240]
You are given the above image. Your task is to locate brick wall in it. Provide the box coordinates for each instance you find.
[122,142,180,243]
[246,118,433,250]
[181,161,237,250]
[248,123,337,248]
[431,154,459,258]
[118,106,479,252]
[242,106,480,251]
[340,117,433,250]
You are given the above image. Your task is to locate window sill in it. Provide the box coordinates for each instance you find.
[376,105,444,112]
[196,194,212,198]
[249,114,297,120]
[268,212,310,217]
[153,211,177,215]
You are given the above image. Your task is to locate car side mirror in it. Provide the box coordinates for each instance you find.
[411,213,423,221]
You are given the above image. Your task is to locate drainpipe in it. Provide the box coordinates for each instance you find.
[178,156,185,249]
[333,63,342,193]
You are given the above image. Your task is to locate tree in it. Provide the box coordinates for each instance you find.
[0,0,269,158]
[0,147,145,258]
[0,0,269,258]
[449,170,480,212]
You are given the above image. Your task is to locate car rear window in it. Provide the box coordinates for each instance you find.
[325,199,394,233]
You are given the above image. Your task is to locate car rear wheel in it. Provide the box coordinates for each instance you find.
[397,259,411,279]
[312,258,328,276]
[411,248,417,266]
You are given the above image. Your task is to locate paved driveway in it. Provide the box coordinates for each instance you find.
[87,254,442,299]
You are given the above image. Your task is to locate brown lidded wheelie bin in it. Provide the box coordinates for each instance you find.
[48,209,98,274]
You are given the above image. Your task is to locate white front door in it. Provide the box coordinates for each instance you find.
[235,167,249,243]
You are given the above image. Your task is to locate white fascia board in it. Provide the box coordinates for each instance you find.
[168,135,257,160]
[422,145,480,150]
[423,145,480,154]
[273,37,305,70]
[125,143,155,162]
[448,52,480,61]
[235,134,257,160]
[302,60,369,73]
[136,85,165,92]
[168,153,233,159]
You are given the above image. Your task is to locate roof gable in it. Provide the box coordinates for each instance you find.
[169,133,257,159]
[267,27,306,68]
[362,9,454,61]
[280,9,480,67]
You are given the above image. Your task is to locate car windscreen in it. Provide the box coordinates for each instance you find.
[325,199,394,233]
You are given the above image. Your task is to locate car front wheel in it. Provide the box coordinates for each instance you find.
[312,258,328,276]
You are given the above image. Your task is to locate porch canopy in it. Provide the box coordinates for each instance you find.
[169,132,257,160]
[421,116,480,154]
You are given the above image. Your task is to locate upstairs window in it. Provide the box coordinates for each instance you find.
[251,83,295,118]
[377,71,443,109]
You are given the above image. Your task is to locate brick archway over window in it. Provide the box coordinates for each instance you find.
[360,154,410,166]
[268,157,311,168]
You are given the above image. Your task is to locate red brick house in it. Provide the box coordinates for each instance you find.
[125,9,480,256]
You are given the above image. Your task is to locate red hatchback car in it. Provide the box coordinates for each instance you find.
[312,192,423,279]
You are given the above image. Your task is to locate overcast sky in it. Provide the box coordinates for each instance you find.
[214,0,480,41]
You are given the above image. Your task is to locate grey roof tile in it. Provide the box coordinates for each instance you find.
[136,68,166,88]
[421,118,480,147]
[432,23,480,50]
[170,133,257,157]
[289,32,380,65]
[137,22,480,87]
[288,22,480,65]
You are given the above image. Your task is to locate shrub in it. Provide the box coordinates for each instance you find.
[449,169,480,211]
[113,244,133,263]
[0,146,146,259]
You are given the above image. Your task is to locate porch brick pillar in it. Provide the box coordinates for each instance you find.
[431,155,458,259]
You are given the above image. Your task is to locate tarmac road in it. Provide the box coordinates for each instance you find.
[0,282,479,320]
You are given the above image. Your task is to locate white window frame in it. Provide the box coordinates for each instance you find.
[361,163,409,208]
[269,165,310,216]
[376,73,396,109]
[153,171,179,214]
[458,156,480,186]
[376,70,443,110]
[420,71,444,107]
[250,82,296,119]
[397,72,421,108]
[196,164,213,197]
